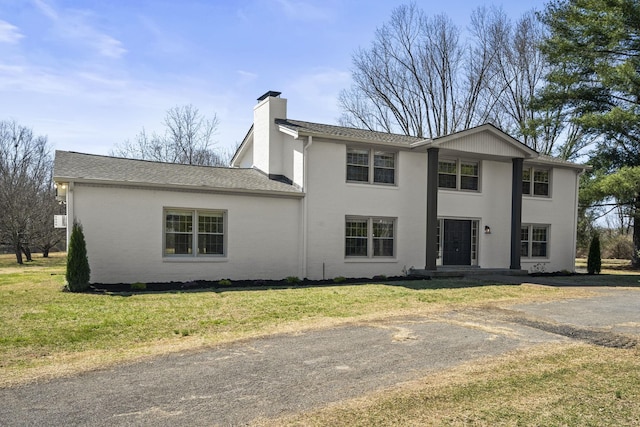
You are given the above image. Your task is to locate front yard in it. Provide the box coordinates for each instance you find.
[1,253,639,425]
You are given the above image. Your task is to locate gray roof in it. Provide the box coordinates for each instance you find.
[53,151,303,196]
[275,119,426,145]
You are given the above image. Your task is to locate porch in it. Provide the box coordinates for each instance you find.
[410,266,528,279]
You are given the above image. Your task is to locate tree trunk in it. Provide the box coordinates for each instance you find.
[42,245,50,258]
[632,198,640,269]
[14,244,23,264]
[21,245,32,262]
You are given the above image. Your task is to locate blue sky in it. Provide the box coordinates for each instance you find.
[0,0,548,156]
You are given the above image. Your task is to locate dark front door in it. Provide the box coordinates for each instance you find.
[443,219,472,265]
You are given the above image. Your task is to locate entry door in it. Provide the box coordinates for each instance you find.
[443,219,472,265]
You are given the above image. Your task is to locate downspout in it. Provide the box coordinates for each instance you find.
[302,135,313,278]
[571,168,585,272]
[66,181,74,251]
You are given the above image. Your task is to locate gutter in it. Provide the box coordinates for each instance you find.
[302,135,313,278]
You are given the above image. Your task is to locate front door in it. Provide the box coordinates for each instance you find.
[443,219,472,265]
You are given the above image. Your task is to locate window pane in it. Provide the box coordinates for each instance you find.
[346,218,368,257]
[374,167,395,184]
[347,149,369,166]
[532,226,547,242]
[346,219,368,237]
[521,242,529,257]
[198,234,224,255]
[438,161,457,174]
[345,237,368,256]
[522,181,531,195]
[460,162,478,176]
[373,219,394,238]
[520,226,529,257]
[166,211,192,233]
[533,169,549,196]
[438,174,457,188]
[374,152,395,168]
[373,238,394,257]
[460,176,478,190]
[532,242,547,257]
[166,233,192,255]
[534,182,549,196]
[199,213,223,233]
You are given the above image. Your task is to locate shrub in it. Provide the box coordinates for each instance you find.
[333,276,346,283]
[286,276,301,284]
[587,234,602,275]
[218,279,232,286]
[130,282,147,291]
[602,234,634,259]
[65,220,91,292]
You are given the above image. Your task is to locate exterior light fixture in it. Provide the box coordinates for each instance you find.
[484,225,491,234]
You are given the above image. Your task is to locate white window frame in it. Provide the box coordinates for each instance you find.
[345,216,396,258]
[521,224,550,259]
[346,147,397,185]
[163,208,227,258]
[437,158,480,192]
[523,166,551,197]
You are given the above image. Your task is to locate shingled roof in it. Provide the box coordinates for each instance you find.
[53,151,303,196]
[275,119,426,145]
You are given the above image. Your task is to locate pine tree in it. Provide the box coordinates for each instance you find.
[587,234,601,275]
[66,220,91,291]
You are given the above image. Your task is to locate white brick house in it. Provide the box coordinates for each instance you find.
[54,91,586,283]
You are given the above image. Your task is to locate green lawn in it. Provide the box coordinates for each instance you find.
[2,253,639,425]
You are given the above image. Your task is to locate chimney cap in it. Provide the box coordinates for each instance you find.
[257,91,282,101]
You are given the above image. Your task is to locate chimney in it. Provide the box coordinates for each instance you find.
[253,91,287,176]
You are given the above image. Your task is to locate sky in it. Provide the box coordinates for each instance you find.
[0,0,548,156]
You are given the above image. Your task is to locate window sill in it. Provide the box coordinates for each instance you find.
[163,256,228,263]
[344,257,398,263]
[438,189,482,195]
[346,182,398,189]
[523,195,552,200]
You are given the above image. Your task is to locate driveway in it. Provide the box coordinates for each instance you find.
[1,287,638,426]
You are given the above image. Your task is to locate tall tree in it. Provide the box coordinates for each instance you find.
[538,0,640,163]
[112,105,225,166]
[0,121,54,263]
[539,0,640,265]
[339,4,498,138]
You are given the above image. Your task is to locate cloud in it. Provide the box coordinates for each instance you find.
[32,0,127,59]
[0,20,24,44]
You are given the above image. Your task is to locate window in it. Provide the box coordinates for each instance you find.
[438,159,479,191]
[164,209,225,257]
[345,216,395,258]
[521,224,549,258]
[346,148,396,185]
[523,167,550,196]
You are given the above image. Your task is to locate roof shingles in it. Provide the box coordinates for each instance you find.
[53,151,302,196]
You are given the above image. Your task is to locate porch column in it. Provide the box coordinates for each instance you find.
[426,148,439,270]
[510,158,523,270]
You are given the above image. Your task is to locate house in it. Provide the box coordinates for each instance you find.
[53,91,587,284]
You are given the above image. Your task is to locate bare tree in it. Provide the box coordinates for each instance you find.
[112,105,225,166]
[0,121,54,264]
[339,4,591,160]
[339,4,498,138]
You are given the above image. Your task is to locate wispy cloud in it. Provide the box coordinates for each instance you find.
[0,20,24,44]
[32,0,127,58]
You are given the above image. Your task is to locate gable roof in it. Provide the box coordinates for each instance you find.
[53,151,303,197]
[275,119,426,146]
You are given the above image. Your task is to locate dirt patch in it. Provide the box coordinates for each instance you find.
[511,317,637,349]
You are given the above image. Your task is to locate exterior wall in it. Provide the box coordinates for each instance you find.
[303,140,427,280]
[437,159,513,268]
[522,167,579,273]
[71,183,302,284]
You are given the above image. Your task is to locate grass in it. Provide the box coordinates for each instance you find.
[262,343,640,426]
[1,252,639,427]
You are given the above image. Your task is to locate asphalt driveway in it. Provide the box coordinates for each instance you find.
[1,287,638,426]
